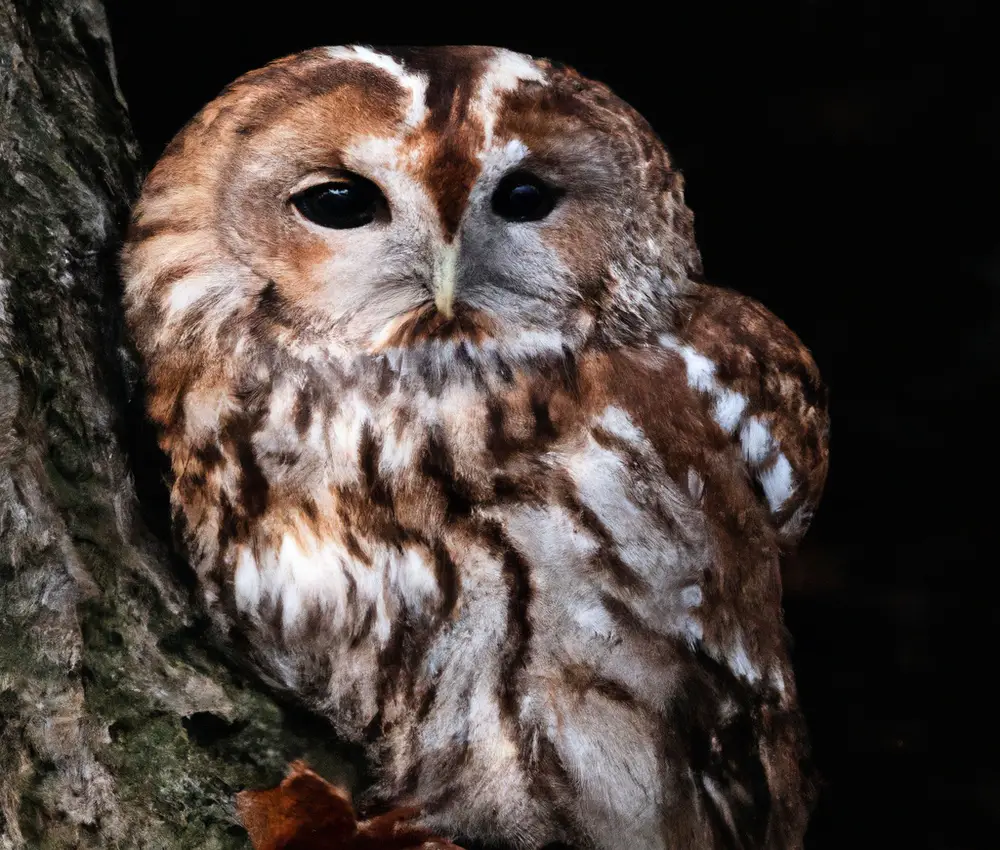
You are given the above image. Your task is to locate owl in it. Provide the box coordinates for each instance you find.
[121,46,829,850]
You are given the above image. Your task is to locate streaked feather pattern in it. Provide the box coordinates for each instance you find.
[122,45,828,850]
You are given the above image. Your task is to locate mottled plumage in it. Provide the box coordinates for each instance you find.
[121,45,829,850]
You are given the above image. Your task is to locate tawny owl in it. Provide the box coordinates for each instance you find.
[121,45,829,850]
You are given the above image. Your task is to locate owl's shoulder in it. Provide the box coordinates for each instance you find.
[680,284,829,546]
[678,284,826,407]
[570,284,829,549]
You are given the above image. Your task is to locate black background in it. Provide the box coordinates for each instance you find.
[106,2,996,847]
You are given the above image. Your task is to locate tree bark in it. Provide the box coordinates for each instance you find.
[0,3,353,847]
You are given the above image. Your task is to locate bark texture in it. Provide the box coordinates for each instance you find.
[0,3,354,847]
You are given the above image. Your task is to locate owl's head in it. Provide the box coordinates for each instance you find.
[123,46,700,370]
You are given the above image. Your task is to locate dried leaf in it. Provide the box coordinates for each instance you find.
[236,761,464,849]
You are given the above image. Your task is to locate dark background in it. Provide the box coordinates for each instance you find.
[106,2,996,848]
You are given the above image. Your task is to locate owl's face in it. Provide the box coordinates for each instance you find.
[125,46,700,366]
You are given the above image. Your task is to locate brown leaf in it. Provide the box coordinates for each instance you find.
[236,761,464,850]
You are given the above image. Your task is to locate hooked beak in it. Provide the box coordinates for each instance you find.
[431,242,459,319]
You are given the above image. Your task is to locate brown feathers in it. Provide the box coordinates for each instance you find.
[123,45,828,850]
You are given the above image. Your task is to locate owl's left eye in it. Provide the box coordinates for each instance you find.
[492,171,561,223]
[290,176,386,229]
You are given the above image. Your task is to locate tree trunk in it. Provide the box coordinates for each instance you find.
[0,3,353,847]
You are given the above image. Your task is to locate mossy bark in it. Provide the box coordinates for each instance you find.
[0,3,353,847]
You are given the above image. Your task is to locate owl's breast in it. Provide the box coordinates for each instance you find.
[167,344,797,845]
[186,347,771,718]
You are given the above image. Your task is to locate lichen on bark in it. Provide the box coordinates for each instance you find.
[0,3,353,847]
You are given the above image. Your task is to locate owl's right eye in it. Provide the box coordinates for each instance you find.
[290,176,386,229]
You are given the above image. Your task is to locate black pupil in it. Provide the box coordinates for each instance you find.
[492,172,558,222]
[292,178,382,229]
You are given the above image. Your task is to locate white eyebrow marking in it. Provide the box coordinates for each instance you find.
[325,45,429,127]
[471,50,548,151]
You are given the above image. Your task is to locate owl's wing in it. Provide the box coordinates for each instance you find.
[666,284,830,549]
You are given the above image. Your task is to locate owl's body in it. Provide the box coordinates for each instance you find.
[122,46,828,850]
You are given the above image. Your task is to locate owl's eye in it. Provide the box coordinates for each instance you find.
[290,176,386,229]
[491,172,560,222]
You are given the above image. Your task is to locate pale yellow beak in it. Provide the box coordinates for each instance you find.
[432,242,459,319]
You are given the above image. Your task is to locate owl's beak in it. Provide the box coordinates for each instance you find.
[431,242,459,319]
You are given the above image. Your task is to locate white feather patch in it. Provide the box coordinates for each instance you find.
[759,452,795,511]
[712,388,748,435]
[596,405,645,444]
[234,546,261,613]
[728,635,762,684]
[679,346,717,391]
[473,52,547,151]
[739,417,772,465]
